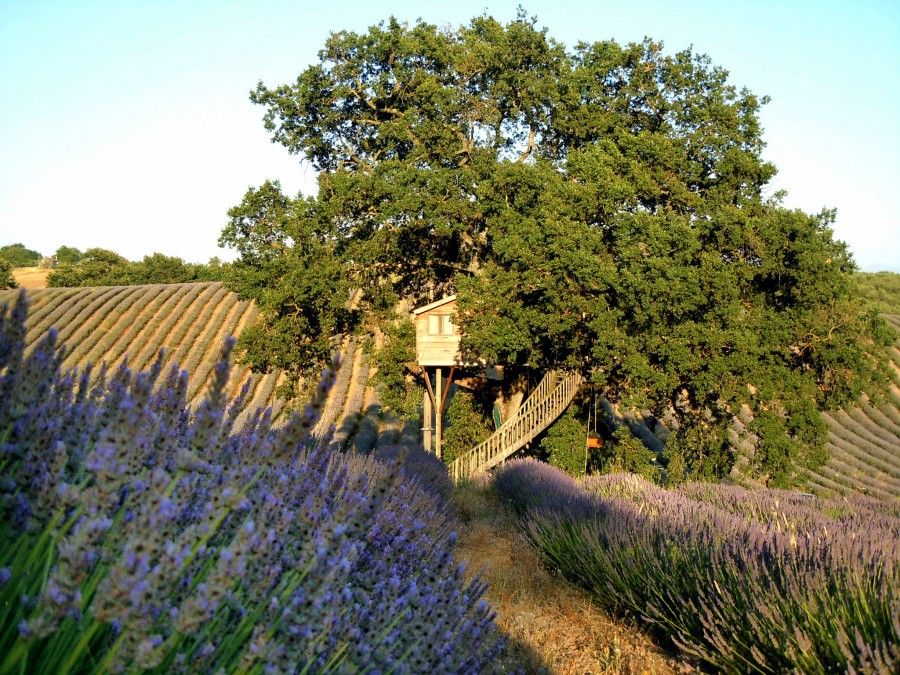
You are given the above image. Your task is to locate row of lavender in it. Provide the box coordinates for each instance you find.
[0,291,501,673]
[494,458,898,673]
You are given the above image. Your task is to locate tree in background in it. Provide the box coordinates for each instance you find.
[47,248,131,286]
[53,245,84,265]
[222,12,891,485]
[0,243,42,267]
[0,259,16,290]
[47,249,226,287]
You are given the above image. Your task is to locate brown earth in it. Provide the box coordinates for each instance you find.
[12,267,50,288]
[454,478,689,674]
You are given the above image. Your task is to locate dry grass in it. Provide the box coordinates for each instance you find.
[454,477,689,674]
[12,267,50,289]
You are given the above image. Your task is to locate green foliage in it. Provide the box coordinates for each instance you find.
[371,318,419,419]
[0,258,16,289]
[223,12,892,483]
[594,426,660,482]
[857,271,900,314]
[0,242,41,266]
[539,407,588,476]
[442,389,492,465]
[47,248,130,286]
[47,249,226,287]
[221,181,355,392]
[53,245,83,265]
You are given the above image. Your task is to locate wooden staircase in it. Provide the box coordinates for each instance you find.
[448,370,583,482]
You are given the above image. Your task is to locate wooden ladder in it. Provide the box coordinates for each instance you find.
[448,370,583,482]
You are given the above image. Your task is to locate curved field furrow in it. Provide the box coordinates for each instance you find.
[55,286,130,349]
[825,426,900,481]
[1,284,377,446]
[84,285,171,370]
[844,406,900,447]
[858,401,900,437]
[0,287,62,325]
[246,369,280,415]
[314,339,356,439]
[874,400,900,429]
[62,287,141,363]
[825,410,899,456]
[114,284,198,371]
[825,420,900,474]
[231,373,267,431]
[1,287,66,322]
[69,285,179,367]
[809,458,894,502]
[128,284,210,371]
[167,286,230,368]
[184,300,247,402]
[818,451,897,499]
[26,288,95,343]
[136,284,221,371]
[824,437,900,491]
[806,318,900,502]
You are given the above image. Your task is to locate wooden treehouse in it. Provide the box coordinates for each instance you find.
[412,296,583,481]
[412,295,465,460]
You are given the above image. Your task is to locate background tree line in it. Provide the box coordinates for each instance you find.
[0,243,228,288]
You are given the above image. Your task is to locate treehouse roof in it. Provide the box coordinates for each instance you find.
[412,295,457,315]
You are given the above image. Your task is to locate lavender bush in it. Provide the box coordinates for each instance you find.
[495,458,899,673]
[0,291,500,673]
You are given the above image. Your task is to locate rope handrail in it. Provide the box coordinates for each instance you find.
[448,369,583,482]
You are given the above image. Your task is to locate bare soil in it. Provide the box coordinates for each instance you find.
[12,267,50,288]
[454,478,689,674]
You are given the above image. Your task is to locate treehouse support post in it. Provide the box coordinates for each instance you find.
[423,387,433,453]
[412,295,465,459]
[435,367,442,460]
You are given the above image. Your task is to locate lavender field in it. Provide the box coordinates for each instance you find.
[495,458,899,673]
[0,291,501,672]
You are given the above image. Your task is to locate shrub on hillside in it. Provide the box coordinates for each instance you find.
[0,291,501,673]
[538,407,589,476]
[442,389,492,465]
[494,459,899,673]
[592,425,660,481]
[0,258,15,290]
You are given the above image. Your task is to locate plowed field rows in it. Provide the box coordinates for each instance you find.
[806,314,900,501]
[0,283,384,441]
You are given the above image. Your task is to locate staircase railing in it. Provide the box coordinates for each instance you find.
[448,370,583,482]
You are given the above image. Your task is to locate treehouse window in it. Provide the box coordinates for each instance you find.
[427,314,455,336]
[442,315,454,335]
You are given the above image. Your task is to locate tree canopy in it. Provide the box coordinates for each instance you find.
[53,245,84,265]
[0,243,42,267]
[221,12,892,485]
[47,249,226,287]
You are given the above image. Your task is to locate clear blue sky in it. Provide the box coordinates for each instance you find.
[1,0,898,270]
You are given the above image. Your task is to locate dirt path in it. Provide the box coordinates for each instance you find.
[453,479,688,674]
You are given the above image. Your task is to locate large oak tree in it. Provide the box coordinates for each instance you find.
[221,12,891,485]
